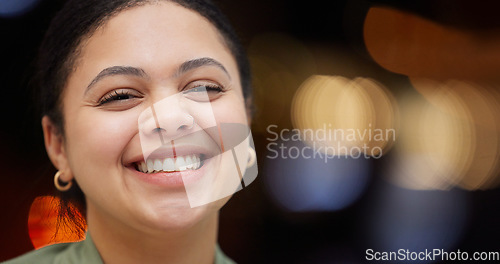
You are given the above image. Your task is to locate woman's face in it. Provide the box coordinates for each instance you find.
[51,2,248,232]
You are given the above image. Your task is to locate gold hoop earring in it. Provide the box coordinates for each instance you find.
[54,171,72,191]
[247,147,256,168]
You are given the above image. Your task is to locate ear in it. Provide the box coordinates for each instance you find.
[42,116,73,183]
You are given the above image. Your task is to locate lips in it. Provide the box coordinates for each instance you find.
[124,141,221,188]
[124,124,250,189]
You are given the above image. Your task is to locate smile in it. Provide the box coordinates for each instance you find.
[135,154,204,173]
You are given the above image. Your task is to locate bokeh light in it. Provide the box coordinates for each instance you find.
[28,196,85,249]
[367,184,468,263]
[364,6,500,81]
[291,75,398,157]
[389,80,500,191]
[0,0,41,18]
[264,137,371,212]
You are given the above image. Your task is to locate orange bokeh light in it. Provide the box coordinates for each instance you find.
[28,196,85,249]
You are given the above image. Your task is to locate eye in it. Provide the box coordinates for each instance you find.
[182,83,225,102]
[99,89,139,105]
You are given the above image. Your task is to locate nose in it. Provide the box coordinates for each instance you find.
[138,94,194,142]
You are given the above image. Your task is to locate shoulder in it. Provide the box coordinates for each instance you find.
[5,240,231,264]
[2,243,73,264]
[2,236,102,264]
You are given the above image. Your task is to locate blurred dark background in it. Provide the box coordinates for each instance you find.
[2,0,500,263]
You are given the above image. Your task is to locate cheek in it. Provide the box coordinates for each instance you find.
[209,94,248,125]
[203,95,248,151]
[65,109,139,175]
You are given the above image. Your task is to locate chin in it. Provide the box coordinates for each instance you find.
[143,198,228,232]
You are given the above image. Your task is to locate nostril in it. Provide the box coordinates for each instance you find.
[152,127,165,133]
[178,124,190,130]
[148,114,194,135]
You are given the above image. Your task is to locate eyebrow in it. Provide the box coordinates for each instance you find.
[85,57,230,94]
[86,66,148,93]
[176,57,230,79]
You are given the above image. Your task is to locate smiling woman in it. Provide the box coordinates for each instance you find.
[4,0,255,263]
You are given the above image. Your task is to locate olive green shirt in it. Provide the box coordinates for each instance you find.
[2,234,235,264]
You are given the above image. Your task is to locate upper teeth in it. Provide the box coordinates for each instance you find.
[137,155,201,173]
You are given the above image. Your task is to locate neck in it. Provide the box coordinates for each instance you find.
[86,204,218,264]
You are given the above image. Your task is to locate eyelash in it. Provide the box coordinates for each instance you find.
[98,90,133,105]
[184,84,224,93]
[98,83,224,105]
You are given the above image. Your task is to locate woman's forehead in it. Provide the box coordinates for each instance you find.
[74,2,238,81]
